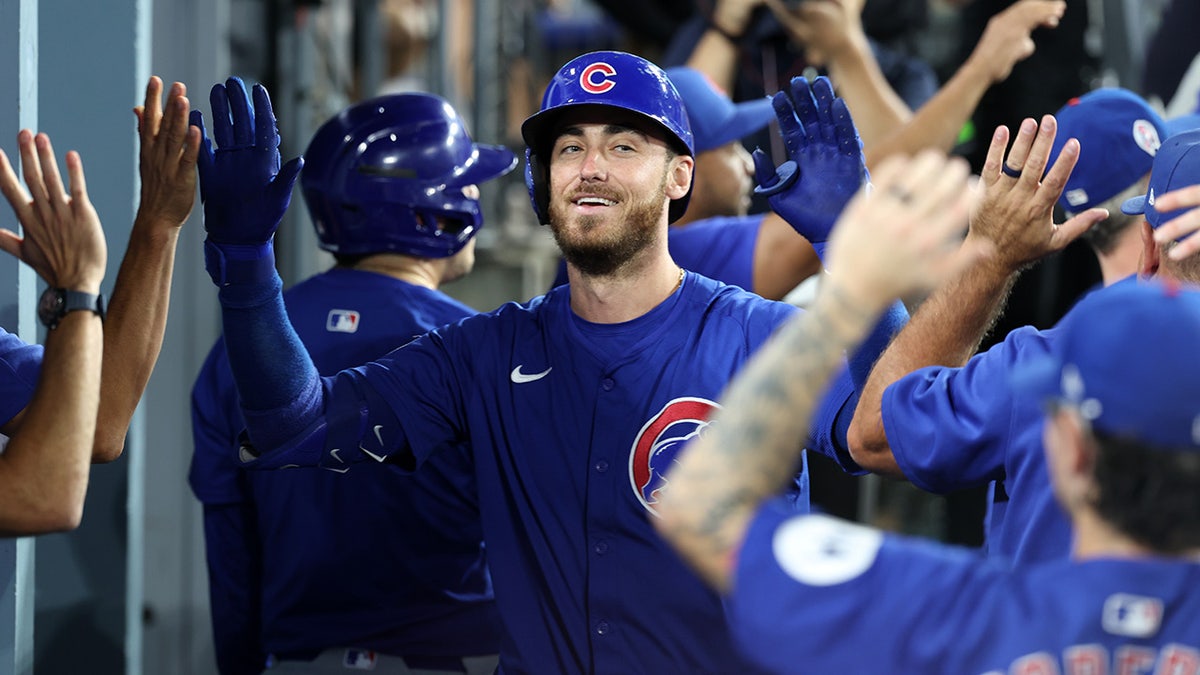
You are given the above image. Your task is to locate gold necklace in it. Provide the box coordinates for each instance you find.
[672,267,685,294]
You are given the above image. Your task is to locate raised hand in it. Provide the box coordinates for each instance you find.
[967,0,1065,84]
[753,76,867,253]
[135,76,201,230]
[970,115,1106,271]
[0,131,106,292]
[194,76,303,245]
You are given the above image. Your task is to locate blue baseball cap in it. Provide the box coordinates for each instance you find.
[665,67,774,154]
[1121,129,1200,228]
[1166,112,1200,138]
[1013,280,1200,449]
[1050,89,1166,212]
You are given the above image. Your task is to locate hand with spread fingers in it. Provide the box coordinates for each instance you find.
[753,76,867,257]
[194,76,303,246]
[135,76,201,233]
[0,131,106,293]
[970,115,1107,272]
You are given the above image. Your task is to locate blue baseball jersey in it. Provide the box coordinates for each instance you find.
[732,502,1200,675]
[0,327,42,427]
[190,268,500,670]
[241,272,855,674]
[551,214,764,293]
[881,322,1069,565]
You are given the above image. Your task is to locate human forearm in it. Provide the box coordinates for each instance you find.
[686,29,743,93]
[825,34,912,151]
[864,59,992,168]
[96,220,181,462]
[0,311,102,534]
[847,258,1015,475]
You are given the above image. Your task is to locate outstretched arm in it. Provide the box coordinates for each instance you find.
[846,116,1108,476]
[656,150,982,592]
[763,0,912,151]
[194,76,316,453]
[864,0,1066,168]
[87,76,201,462]
[0,132,107,534]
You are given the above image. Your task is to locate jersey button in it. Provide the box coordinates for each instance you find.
[601,377,614,391]
[595,620,610,636]
[594,540,608,555]
[594,460,609,473]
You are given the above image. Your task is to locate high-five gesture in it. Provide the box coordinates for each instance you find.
[0,131,106,292]
[134,76,201,234]
[970,115,1106,271]
[194,77,303,246]
[753,76,866,255]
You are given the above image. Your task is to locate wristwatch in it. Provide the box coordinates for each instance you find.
[37,287,106,329]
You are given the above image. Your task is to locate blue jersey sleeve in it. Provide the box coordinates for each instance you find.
[235,320,472,473]
[0,327,43,428]
[879,326,1051,493]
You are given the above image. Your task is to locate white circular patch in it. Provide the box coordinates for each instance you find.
[1133,119,1162,156]
[771,514,883,587]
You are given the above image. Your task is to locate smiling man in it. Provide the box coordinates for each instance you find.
[196,51,872,673]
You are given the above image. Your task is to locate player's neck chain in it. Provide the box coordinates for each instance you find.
[672,267,685,294]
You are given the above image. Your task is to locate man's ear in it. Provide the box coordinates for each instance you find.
[665,155,694,200]
[1139,219,1161,278]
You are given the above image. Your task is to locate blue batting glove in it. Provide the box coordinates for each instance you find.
[753,76,866,255]
[194,77,303,246]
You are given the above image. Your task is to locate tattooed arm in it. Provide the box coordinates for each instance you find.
[655,150,981,592]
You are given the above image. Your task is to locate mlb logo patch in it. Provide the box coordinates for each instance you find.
[326,309,360,334]
[342,649,377,670]
[1102,593,1163,638]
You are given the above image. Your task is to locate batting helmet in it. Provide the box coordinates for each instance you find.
[301,93,517,258]
[520,51,694,225]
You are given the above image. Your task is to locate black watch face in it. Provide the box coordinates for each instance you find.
[38,288,64,326]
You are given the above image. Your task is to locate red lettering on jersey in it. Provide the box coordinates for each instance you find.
[1064,645,1107,675]
[1012,652,1061,675]
[1157,644,1200,675]
[580,63,617,94]
[1116,646,1157,675]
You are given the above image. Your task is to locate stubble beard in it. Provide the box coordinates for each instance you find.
[549,171,669,277]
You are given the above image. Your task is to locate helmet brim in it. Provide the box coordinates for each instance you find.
[445,144,519,187]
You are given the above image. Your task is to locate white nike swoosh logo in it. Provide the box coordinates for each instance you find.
[510,365,552,383]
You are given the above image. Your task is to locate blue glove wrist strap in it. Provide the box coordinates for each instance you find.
[204,239,278,287]
[753,161,799,198]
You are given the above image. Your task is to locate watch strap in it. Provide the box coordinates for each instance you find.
[61,290,105,321]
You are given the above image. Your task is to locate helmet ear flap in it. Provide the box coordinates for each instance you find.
[525,147,552,226]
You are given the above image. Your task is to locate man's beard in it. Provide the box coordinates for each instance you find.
[549,173,669,277]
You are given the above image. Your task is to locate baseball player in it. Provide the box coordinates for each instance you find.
[0,76,197,533]
[549,65,822,300]
[847,124,1200,567]
[657,157,1200,672]
[192,52,872,673]
[190,92,513,674]
[1048,88,1168,284]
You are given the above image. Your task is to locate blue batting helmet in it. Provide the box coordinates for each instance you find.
[301,93,517,258]
[520,51,695,225]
